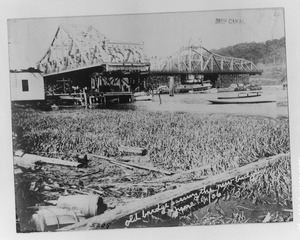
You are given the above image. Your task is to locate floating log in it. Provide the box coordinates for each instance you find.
[118,145,147,156]
[59,153,289,231]
[89,154,173,175]
[14,153,80,168]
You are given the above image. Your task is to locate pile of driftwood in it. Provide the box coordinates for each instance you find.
[14,144,231,208]
[60,153,289,231]
[14,146,290,232]
[14,145,179,231]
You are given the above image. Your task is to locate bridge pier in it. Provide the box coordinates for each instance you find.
[168,76,175,96]
[216,74,250,89]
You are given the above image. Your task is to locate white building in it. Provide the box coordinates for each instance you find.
[10,70,45,102]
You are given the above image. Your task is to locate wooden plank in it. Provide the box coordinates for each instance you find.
[87,182,169,189]
[119,155,150,163]
[14,154,79,168]
[89,154,173,175]
[59,153,289,231]
[147,164,212,183]
[111,161,135,171]
[118,145,147,155]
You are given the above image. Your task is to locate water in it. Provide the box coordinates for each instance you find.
[109,85,289,118]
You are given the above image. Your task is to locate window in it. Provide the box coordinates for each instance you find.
[22,80,29,92]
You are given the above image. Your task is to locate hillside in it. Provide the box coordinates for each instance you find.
[211,37,287,84]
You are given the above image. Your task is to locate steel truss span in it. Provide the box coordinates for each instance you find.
[150,45,261,75]
[37,25,147,76]
[37,25,261,76]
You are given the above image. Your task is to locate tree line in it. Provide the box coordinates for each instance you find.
[211,37,286,65]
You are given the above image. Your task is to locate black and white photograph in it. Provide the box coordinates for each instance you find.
[1,1,299,239]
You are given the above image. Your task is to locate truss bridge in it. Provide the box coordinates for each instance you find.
[149,45,262,76]
[37,25,150,77]
[37,25,261,77]
[37,25,262,97]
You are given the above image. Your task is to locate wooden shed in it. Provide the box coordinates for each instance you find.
[10,69,45,102]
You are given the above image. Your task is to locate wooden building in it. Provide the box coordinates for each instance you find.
[10,69,45,102]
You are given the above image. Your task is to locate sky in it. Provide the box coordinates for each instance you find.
[7,8,285,70]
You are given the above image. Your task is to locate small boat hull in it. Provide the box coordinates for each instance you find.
[208,98,276,104]
[208,92,276,104]
[134,91,153,101]
[135,95,153,101]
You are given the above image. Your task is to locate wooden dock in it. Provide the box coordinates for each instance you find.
[46,91,133,107]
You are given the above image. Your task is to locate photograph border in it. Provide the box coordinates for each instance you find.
[0,0,299,239]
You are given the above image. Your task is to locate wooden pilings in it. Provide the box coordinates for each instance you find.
[75,92,133,107]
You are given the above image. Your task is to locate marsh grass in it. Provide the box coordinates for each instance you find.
[12,108,290,173]
[12,108,292,228]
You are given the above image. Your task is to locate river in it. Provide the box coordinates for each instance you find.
[108,85,289,118]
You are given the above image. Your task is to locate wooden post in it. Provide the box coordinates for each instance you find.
[158,91,162,105]
[83,88,87,108]
[89,95,93,106]
[97,76,100,90]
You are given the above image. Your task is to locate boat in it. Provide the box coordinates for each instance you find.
[188,87,217,94]
[177,80,213,94]
[135,95,153,101]
[217,83,262,93]
[155,86,170,94]
[208,92,276,104]
[133,92,153,101]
